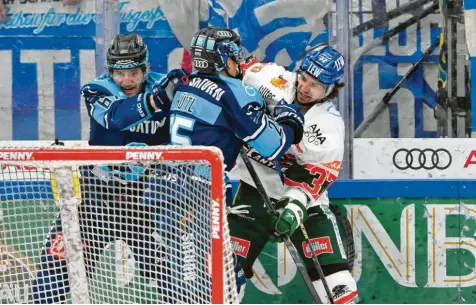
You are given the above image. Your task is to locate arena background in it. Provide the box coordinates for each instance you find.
[0,0,475,303]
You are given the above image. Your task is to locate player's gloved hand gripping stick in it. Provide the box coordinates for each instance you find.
[239,149,335,304]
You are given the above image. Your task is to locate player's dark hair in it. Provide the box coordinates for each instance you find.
[327,83,345,100]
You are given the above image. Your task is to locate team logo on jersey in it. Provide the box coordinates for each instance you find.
[302,236,333,258]
[270,76,288,89]
[230,236,251,258]
[304,124,326,145]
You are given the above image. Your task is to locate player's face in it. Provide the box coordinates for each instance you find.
[296,71,327,104]
[225,58,239,78]
[111,68,145,97]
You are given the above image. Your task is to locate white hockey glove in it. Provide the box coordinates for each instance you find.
[270,189,309,242]
[270,197,308,242]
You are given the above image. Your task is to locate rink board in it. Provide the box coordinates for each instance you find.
[241,179,476,304]
[0,180,475,303]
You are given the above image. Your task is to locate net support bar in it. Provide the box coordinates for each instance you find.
[56,167,90,304]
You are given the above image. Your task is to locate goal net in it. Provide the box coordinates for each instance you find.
[0,146,238,304]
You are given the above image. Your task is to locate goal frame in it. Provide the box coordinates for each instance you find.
[0,146,228,304]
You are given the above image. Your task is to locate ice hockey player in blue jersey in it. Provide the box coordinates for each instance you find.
[170,26,305,301]
[82,33,185,146]
[170,26,304,184]
[32,34,188,304]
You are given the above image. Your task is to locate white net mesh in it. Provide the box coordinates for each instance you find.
[0,146,238,304]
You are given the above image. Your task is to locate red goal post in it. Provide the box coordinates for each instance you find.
[0,145,238,304]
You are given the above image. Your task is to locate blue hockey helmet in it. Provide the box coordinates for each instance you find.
[106,34,149,70]
[299,44,345,86]
[190,26,246,74]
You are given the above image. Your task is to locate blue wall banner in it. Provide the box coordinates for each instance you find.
[0,0,446,140]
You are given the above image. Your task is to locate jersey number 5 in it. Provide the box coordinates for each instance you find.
[170,115,195,145]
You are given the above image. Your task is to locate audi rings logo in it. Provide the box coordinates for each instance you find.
[216,30,233,38]
[392,148,452,170]
[193,59,209,69]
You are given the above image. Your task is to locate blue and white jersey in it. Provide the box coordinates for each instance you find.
[169,73,295,171]
[81,72,169,146]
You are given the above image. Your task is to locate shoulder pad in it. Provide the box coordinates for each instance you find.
[147,71,167,83]
[243,63,297,106]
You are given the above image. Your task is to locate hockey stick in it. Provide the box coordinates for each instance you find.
[354,38,439,137]
[352,0,435,36]
[329,204,355,272]
[239,149,326,304]
[296,0,436,63]
[350,2,439,67]
[298,223,334,303]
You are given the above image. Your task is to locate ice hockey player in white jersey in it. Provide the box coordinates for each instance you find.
[229,45,359,303]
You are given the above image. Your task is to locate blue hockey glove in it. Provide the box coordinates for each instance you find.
[272,100,305,144]
[151,69,189,111]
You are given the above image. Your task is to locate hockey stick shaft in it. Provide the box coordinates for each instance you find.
[350,2,438,67]
[352,0,435,36]
[299,224,334,303]
[354,38,439,137]
[297,0,436,63]
[239,149,323,304]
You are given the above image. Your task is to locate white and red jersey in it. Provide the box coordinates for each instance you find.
[230,62,345,207]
